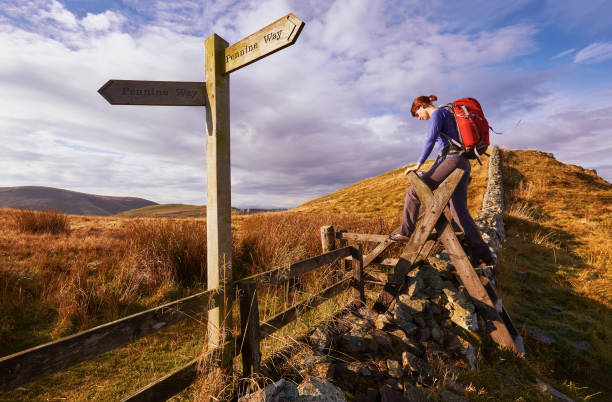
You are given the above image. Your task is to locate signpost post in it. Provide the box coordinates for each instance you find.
[98,13,304,367]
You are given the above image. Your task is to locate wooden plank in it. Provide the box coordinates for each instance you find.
[436,218,517,352]
[373,170,464,313]
[351,245,365,304]
[238,281,261,376]
[259,278,351,339]
[205,33,233,352]
[224,13,305,74]
[0,288,221,391]
[98,80,206,106]
[363,239,394,268]
[122,341,233,402]
[237,246,352,288]
[336,232,389,242]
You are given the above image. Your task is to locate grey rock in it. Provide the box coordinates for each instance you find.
[403,382,428,401]
[389,329,424,357]
[309,326,332,352]
[571,340,591,351]
[443,288,478,331]
[358,366,371,376]
[297,377,346,401]
[398,295,429,314]
[440,389,469,402]
[375,313,394,330]
[387,359,403,378]
[527,328,556,345]
[534,378,574,402]
[239,378,299,402]
[358,307,378,321]
[431,326,444,344]
[372,329,393,351]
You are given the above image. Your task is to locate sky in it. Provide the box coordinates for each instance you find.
[1,0,611,208]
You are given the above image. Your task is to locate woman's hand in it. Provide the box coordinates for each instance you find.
[404,162,422,175]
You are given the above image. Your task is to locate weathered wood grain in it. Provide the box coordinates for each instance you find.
[336,232,389,242]
[351,245,365,304]
[98,80,206,106]
[205,33,233,353]
[320,225,336,253]
[259,278,351,340]
[373,170,464,313]
[0,288,221,391]
[224,13,304,74]
[238,281,261,376]
[363,239,394,268]
[237,246,352,288]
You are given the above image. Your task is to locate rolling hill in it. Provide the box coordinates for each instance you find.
[117,204,287,218]
[0,186,157,216]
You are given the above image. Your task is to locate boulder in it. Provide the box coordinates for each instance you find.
[297,377,346,401]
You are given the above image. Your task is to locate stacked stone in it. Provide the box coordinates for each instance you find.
[474,145,505,265]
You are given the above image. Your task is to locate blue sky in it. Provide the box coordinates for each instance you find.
[1,0,611,208]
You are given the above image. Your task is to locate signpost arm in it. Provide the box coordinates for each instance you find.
[205,33,232,359]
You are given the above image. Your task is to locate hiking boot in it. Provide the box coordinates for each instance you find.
[389,233,411,242]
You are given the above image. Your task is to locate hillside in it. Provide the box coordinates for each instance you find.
[0,186,156,216]
[293,157,490,219]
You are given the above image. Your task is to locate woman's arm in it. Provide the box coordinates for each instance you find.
[416,110,442,165]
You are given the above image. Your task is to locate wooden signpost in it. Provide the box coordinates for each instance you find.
[98,80,206,106]
[98,13,304,362]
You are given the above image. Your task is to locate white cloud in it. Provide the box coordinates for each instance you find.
[0,0,610,209]
[574,42,612,64]
[81,11,125,32]
[552,48,576,59]
[36,0,78,29]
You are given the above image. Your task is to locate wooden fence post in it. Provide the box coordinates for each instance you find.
[337,229,351,273]
[351,244,365,305]
[238,281,261,376]
[320,225,336,252]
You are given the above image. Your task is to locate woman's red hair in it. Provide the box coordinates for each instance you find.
[410,94,438,117]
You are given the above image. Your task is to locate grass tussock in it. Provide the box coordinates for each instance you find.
[11,209,71,234]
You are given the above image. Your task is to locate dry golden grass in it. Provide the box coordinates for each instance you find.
[293,156,490,220]
[10,209,71,234]
[2,150,611,400]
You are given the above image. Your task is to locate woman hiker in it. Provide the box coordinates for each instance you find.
[389,94,494,266]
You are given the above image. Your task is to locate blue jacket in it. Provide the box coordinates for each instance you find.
[417,108,460,164]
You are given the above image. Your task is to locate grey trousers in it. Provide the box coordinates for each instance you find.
[400,155,492,261]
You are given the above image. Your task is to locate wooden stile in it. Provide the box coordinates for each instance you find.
[373,169,465,313]
[408,171,518,352]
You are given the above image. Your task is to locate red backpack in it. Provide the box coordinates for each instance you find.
[440,98,494,164]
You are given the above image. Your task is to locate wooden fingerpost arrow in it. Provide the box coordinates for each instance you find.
[97,13,305,374]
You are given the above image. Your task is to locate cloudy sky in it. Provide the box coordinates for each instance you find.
[1,0,611,208]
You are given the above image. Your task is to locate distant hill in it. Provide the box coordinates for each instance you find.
[0,186,157,216]
[117,204,287,218]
